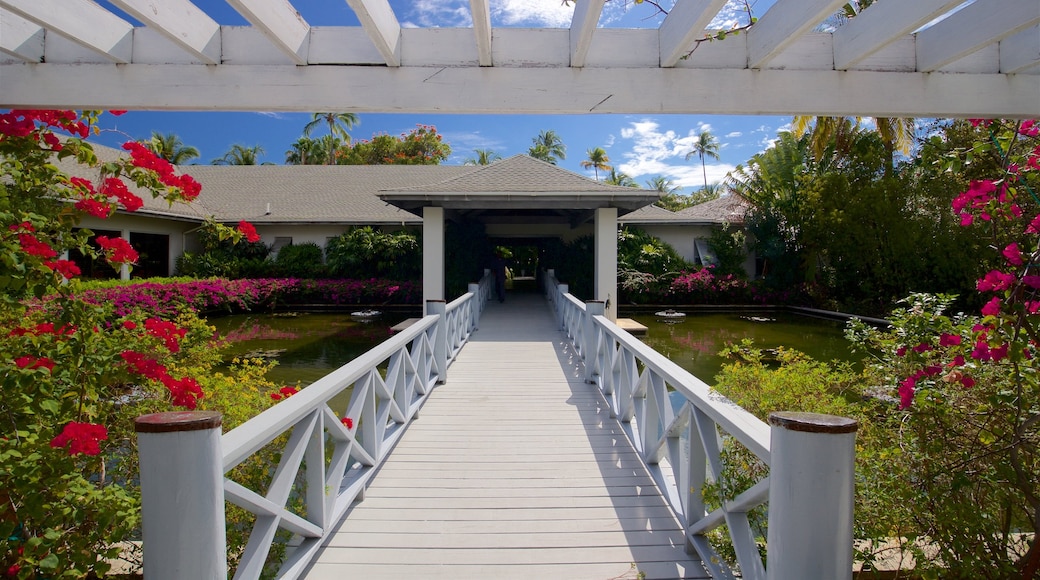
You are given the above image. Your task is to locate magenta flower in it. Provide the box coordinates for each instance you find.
[1002,243,1024,266]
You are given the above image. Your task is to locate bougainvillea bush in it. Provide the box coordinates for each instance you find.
[0,110,265,578]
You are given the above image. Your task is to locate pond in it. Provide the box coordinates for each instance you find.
[207,308,860,388]
[630,310,860,383]
[208,310,414,386]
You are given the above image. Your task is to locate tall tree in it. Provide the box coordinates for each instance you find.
[285,137,326,165]
[528,130,566,165]
[146,132,199,165]
[212,144,266,165]
[605,168,637,187]
[685,130,721,189]
[581,147,612,181]
[303,113,359,164]
[646,176,679,194]
[464,149,501,166]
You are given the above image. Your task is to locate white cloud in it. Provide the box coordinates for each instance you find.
[709,0,756,29]
[495,0,574,27]
[409,0,473,27]
[614,118,735,191]
[726,131,743,138]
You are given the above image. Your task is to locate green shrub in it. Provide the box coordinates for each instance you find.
[274,242,325,278]
[325,227,420,280]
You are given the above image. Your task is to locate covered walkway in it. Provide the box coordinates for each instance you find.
[304,292,709,580]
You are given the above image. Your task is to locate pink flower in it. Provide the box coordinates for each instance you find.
[1002,243,1024,266]
[990,343,1009,362]
[911,342,933,354]
[939,333,963,347]
[898,377,916,409]
[981,297,1001,317]
[50,422,108,456]
[1020,120,1039,137]
[1029,214,1040,235]
[977,270,1016,292]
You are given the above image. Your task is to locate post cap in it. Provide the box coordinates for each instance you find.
[768,411,858,434]
[135,411,222,433]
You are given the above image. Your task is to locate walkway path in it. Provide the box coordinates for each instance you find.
[304,292,709,579]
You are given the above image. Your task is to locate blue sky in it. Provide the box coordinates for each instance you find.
[91,0,792,194]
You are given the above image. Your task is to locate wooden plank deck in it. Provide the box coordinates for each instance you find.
[304,292,709,580]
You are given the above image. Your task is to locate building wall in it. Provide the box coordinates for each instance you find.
[78,213,197,277]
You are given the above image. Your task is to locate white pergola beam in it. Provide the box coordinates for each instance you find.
[1001,25,1040,74]
[832,0,963,70]
[225,0,309,65]
[570,0,604,67]
[1,0,133,63]
[659,0,731,67]
[747,0,847,69]
[0,9,44,62]
[108,0,221,65]
[345,0,401,67]
[469,0,492,66]
[916,0,1040,72]
[3,63,1036,118]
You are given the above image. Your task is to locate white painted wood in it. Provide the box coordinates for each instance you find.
[569,0,604,67]
[493,28,569,67]
[764,31,833,71]
[747,0,847,68]
[595,207,618,321]
[220,25,298,65]
[766,414,857,580]
[0,10,43,62]
[1001,25,1040,74]
[108,0,221,64]
[344,0,400,66]
[469,0,492,66]
[2,61,1037,117]
[401,28,477,66]
[675,31,750,69]
[131,26,209,64]
[225,0,309,65]
[307,26,383,64]
[915,0,1040,72]
[422,206,444,311]
[584,28,659,68]
[832,0,964,70]
[846,35,915,72]
[938,43,999,74]
[1,0,133,63]
[137,416,226,580]
[659,0,732,67]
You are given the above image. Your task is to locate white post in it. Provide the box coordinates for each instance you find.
[594,207,618,321]
[766,412,858,580]
[427,300,448,384]
[557,283,569,329]
[135,411,226,580]
[584,300,605,383]
[468,283,481,330]
[422,206,445,315]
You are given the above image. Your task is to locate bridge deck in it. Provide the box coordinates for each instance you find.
[305,292,709,580]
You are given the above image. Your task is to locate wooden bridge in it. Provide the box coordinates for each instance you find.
[136,275,858,580]
[305,291,709,579]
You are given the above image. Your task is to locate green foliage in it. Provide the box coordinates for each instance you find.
[324,227,420,280]
[177,222,271,278]
[274,242,326,278]
[336,125,450,165]
[616,227,693,304]
[706,223,747,278]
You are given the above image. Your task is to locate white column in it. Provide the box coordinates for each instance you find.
[594,207,618,321]
[121,229,131,281]
[422,206,445,315]
[135,411,226,580]
[766,412,858,580]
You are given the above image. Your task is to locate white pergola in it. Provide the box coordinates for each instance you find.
[1,0,1038,313]
[0,0,1037,117]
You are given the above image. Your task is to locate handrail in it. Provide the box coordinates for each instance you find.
[543,270,771,580]
[214,273,493,580]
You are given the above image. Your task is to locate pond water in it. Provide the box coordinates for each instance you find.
[209,310,413,386]
[629,310,860,384]
[207,308,859,388]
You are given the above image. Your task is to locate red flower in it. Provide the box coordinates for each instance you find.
[271,386,298,401]
[101,177,144,212]
[981,296,1001,317]
[237,221,260,243]
[161,375,203,409]
[341,417,353,429]
[18,234,57,259]
[121,350,169,381]
[96,236,138,265]
[938,333,962,347]
[144,318,186,352]
[44,259,81,279]
[977,270,1016,293]
[109,110,128,116]
[1003,243,1024,266]
[122,320,137,330]
[9,221,33,233]
[15,356,55,372]
[75,198,112,218]
[50,422,108,456]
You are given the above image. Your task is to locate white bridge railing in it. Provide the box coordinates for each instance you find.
[544,270,858,580]
[135,273,492,580]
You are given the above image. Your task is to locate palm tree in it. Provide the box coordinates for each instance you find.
[303,113,359,164]
[605,168,637,187]
[645,176,679,194]
[685,130,721,189]
[792,115,913,177]
[581,147,612,181]
[285,137,326,165]
[146,132,199,164]
[528,130,566,165]
[212,144,266,165]
[464,149,501,166]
